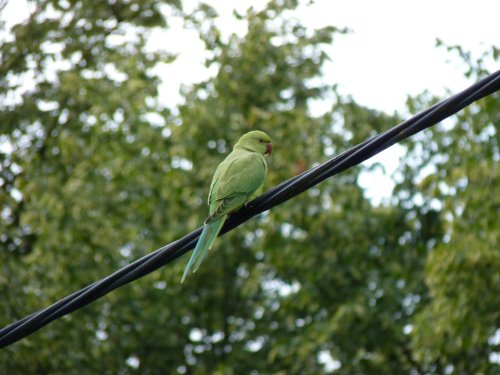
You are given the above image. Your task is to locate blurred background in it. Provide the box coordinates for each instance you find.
[0,0,498,373]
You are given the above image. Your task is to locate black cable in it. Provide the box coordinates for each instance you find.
[1,70,499,348]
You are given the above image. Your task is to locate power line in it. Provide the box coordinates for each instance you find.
[1,70,499,348]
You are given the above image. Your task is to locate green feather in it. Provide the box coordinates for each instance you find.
[193,216,225,273]
[181,217,226,283]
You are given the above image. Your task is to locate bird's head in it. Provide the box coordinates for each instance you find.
[234,130,272,155]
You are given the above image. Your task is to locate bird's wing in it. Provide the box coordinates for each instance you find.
[205,152,266,223]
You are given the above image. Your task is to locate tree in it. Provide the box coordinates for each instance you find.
[400,45,500,374]
[0,0,182,372]
[1,0,498,374]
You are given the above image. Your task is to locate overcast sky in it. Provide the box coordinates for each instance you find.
[2,0,499,203]
[154,0,500,113]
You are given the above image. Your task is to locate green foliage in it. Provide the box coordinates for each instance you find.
[0,0,498,374]
[401,48,500,373]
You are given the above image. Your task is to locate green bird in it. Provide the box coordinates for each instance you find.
[181,130,272,283]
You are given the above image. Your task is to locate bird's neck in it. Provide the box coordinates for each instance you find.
[233,144,253,152]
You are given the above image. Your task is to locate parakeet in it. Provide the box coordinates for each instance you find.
[181,130,272,283]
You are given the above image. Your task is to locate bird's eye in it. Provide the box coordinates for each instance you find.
[258,139,264,143]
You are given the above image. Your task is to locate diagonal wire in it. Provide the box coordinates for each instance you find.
[1,70,499,348]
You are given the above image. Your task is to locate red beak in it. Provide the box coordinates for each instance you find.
[266,143,273,155]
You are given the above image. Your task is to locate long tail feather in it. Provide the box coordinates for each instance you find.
[181,216,226,283]
[193,216,225,273]
[181,227,210,283]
